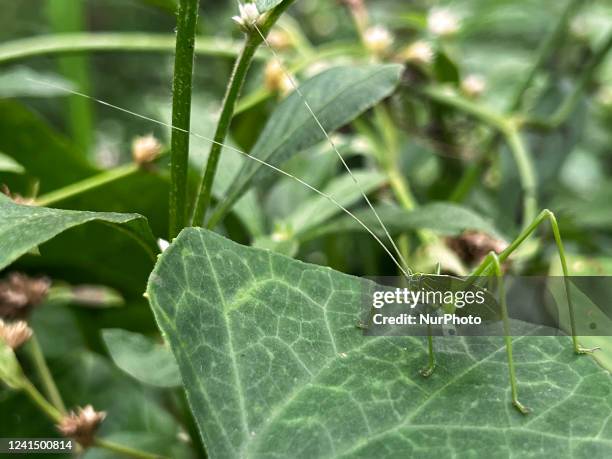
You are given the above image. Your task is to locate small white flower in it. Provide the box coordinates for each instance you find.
[157,238,170,253]
[132,134,162,166]
[401,40,434,65]
[427,8,460,37]
[232,2,261,30]
[461,74,486,98]
[364,25,394,55]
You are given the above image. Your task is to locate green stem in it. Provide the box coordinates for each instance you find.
[502,126,537,226]
[420,86,509,131]
[0,33,253,65]
[93,438,170,459]
[190,35,260,226]
[46,0,92,156]
[35,163,138,207]
[169,0,200,238]
[22,379,63,423]
[25,335,66,414]
[190,0,295,227]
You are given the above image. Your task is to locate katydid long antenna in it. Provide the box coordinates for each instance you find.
[25,77,412,278]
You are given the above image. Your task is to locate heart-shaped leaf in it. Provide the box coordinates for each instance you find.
[147,228,612,458]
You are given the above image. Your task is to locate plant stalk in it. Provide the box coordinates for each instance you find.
[190,0,295,227]
[35,163,139,207]
[189,35,259,226]
[0,33,251,65]
[46,0,93,156]
[25,335,67,414]
[169,0,200,238]
[93,438,171,459]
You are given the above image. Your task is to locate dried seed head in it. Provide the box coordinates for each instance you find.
[1,185,34,206]
[57,405,106,447]
[232,2,261,31]
[132,134,162,166]
[364,25,393,56]
[446,231,508,266]
[461,74,486,98]
[0,273,51,320]
[400,40,434,65]
[427,8,461,37]
[264,60,295,96]
[0,319,32,349]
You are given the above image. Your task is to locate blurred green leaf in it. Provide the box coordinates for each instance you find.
[0,193,156,271]
[0,100,96,193]
[215,64,403,221]
[0,152,24,174]
[433,49,460,84]
[0,67,75,98]
[102,329,181,388]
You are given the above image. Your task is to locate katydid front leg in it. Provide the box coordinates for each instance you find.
[481,252,530,414]
[471,209,599,354]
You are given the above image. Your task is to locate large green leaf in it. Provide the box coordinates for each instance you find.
[213,64,403,222]
[147,228,612,459]
[0,193,156,270]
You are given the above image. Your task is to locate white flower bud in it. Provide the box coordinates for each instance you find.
[427,8,460,37]
[132,134,162,166]
[461,74,486,98]
[364,25,394,55]
[401,40,434,65]
[232,2,261,31]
